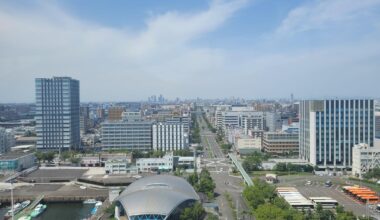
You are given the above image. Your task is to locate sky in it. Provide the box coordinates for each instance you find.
[0,0,380,103]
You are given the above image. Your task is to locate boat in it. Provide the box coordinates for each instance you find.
[18,216,32,220]
[4,200,31,219]
[83,199,97,204]
[30,204,47,218]
[90,201,102,215]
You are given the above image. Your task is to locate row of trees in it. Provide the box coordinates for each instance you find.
[187,169,216,200]
[131,149,193,159]
[35,151,81,164]
[191,114,201,144]
[202,113,216,133]
[35,151,55,163]
[363,167,380,179]
[220,143,232,154]
[243,178,364,220]
[242,152,315,174]
[273,162,314,173]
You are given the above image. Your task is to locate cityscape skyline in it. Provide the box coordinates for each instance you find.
[1,1,380,219]
[1,0,380,102]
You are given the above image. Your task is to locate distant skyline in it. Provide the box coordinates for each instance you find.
[1,0,380,102]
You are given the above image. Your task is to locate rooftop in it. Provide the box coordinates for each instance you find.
[116,175,199,217]
[0,151,35,160]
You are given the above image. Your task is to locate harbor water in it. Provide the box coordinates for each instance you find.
[1,202,94,220]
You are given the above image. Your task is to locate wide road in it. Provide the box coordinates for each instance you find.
[196,111,252,220]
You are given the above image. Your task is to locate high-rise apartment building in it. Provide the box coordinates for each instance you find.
[300,99,374,169]
[375,102,380,139]
[80,106,90,135]
[35,77,80,150]
[0,128,15,153]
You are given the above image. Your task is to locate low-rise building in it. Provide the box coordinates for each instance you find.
[235,136,261,155]
[352,143,380,178]
[175,156,200,169]
[15,136,37,146]
[136,153,174,172]
[136,152,198,172]
[0,152,36,173]
[80,153,132,167]
[105,159,138,174]
[262,132,299,155]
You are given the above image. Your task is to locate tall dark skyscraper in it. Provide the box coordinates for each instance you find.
[35,77,80,151]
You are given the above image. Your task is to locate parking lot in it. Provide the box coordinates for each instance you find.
[278,174,380,219]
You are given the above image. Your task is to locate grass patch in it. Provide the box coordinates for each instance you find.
[348,177,380,192]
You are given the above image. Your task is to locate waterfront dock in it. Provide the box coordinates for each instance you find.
[0,183,108,204]
[14,195,44,219]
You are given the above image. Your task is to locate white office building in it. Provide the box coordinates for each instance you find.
[300,99,375,169]
[152,122,188,151]
[352,143,380,178]
[240,112,264,135]
[166,116,190,133]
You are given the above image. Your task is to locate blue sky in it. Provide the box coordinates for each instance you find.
[0,0,380,102]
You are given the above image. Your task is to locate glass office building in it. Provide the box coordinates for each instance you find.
[300,99,374,169]
[35,77,80,150]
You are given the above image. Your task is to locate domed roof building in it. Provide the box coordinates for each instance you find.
[115,175,199,220]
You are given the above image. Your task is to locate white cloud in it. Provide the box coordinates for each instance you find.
[0,0,248,102]
[0,0,380,102]
[277,0,380,34]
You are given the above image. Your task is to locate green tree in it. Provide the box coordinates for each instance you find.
[45,151,56,162]
[255,203,285,220]
[151,150,165,158]
[70,157,81,164]
[60,151,71,161]
[187,173,199,187]
[243,178,276,210]
[274,162,287,172]
[242,152,264,172]
[206,213,218,220]
[179,202,204,220]
[35,151,43,164]
[197,170,215,199]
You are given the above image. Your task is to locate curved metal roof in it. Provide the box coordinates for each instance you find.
[116,175,199,217]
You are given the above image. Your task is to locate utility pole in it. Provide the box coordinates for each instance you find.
[11,182,14,220]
